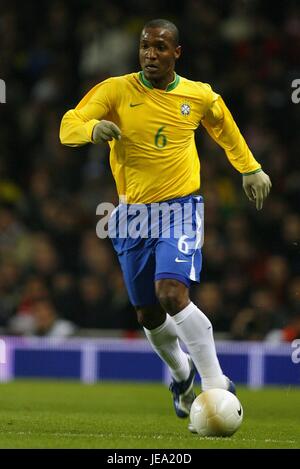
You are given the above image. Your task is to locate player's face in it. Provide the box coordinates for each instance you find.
[139,28,181,85]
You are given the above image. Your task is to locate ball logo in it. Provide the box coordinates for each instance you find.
[180,103,191,116]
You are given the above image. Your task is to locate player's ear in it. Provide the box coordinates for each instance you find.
[174,45,181,60]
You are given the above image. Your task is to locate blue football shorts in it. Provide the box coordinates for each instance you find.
[108,194,204,307]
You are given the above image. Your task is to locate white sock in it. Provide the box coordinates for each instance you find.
[172,301,228,391]
[144,314,190,382]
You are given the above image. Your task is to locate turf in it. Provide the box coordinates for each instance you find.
[0,380,299,449]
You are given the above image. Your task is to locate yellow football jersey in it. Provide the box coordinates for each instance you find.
[60,72,261,203]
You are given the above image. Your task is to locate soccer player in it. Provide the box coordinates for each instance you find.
[60,19,271,428]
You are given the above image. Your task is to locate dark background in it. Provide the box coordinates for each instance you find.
[0,0,299,340]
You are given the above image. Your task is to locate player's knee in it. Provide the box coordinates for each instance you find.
[136,309,149,328]
[135,306,166,329]
[155,279,189,314]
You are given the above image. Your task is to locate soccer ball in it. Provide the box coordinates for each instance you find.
[190,388,243,437]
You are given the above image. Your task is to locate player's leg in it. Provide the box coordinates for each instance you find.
[136,304,191,385]
[154,195,234,393]
[137,304,195,418]
[110,219,191,391]
[155,278,230,392]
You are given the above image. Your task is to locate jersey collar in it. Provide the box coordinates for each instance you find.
[139,71,180,92]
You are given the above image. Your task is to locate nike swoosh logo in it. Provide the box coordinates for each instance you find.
[130,103,143,107]
[237,406,242,416]
[175,257,189,263]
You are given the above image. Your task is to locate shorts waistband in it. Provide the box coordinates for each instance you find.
[119,194,203,206]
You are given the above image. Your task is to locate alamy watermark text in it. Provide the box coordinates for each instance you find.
[0,79,6,103]
[291,339,300,364]
[291,79,300,104]
[0,339,6,364]
[96,200,204,241]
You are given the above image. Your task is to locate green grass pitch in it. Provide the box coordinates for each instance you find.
[0,380,299,449]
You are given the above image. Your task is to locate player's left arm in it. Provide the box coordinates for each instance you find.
[59,79,121,147]
[201,94,271,210]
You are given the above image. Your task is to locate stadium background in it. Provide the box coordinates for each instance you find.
[0,0,299,344]
[1,0,300,451]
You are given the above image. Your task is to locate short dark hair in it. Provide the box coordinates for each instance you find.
[142,19,179,46]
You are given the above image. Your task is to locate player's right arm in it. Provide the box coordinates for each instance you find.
[59,80,121,147]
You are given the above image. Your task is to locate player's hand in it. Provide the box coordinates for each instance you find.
[92,120,122,143]
[242,169,272,210]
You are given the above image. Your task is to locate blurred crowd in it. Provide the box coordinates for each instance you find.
[0,0,299,340]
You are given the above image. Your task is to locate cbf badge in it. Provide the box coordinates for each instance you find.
[180,103,191,116]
